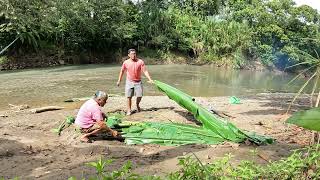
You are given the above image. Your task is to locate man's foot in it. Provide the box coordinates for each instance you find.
[80,136,92,143]
[126,111,132,116]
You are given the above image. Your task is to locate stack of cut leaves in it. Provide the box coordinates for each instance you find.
[122,122,225,145]
[120,80,273,145]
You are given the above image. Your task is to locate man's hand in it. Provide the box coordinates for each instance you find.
[117,80,120,86]
[97,120,107,129]
[147,79,154,84]
[111,130,118,137]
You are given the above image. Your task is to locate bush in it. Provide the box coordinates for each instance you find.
[68,145,320,180]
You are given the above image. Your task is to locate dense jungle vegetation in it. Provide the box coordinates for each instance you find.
[0,0,319,69]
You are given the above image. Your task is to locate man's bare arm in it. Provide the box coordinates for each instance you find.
[117,70,124,86]
[143,69,153,83]
[97,120,118,137]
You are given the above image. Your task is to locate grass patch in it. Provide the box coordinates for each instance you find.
[0,56,8,65]
[66,145,319,180]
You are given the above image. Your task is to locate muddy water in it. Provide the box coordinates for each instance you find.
[0,64,307,110]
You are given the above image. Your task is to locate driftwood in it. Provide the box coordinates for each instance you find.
[30,106,64,113]
[64,97,92,102]
[8,104,30,110]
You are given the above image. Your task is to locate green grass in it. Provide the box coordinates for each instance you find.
[0,56,8,65]
[67,145,319,180]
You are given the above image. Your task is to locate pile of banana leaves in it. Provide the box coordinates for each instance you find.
[120,80,274,145]
[57,80,273,145]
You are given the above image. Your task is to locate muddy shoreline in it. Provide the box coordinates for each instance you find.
[0,94,312,179]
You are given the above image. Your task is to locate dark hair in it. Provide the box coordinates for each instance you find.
[128,49,136,54]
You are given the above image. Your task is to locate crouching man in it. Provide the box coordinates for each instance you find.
[75,91,118,143]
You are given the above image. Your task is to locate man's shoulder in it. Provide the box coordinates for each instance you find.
[137,58,145,64]
[123,59,130,64]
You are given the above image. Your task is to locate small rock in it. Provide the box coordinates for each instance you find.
[244,140,252,146]
[139,148,144,153]
[255,121,264,126]
[206,155,211,159]
[182,152,187,156]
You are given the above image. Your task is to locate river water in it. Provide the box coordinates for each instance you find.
[0,64,308,110]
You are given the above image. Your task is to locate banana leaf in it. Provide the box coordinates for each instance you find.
[153,80,273,145]
[52,116,74,136]
[286,107,320,132]
[122,122,225,145]
[106,116,122,128]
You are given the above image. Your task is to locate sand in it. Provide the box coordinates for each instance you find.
[0,94,313,179]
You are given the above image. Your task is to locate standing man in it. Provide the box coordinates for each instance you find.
[117,49,153,115]
[75,91,118,143]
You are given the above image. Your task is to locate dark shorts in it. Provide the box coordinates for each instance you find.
[125,80,143,97]
[80,123,100,134]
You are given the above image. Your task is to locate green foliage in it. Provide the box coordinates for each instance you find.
[168,145,320,179]
[86,157,113,175]
[0,56,8,65]
[1,0,320,68]
[287,107,320,131]
[230,0,320,69]
[69,157,158,180]
[68,145,320,179]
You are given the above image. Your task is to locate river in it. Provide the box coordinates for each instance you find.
[0,64,309,110]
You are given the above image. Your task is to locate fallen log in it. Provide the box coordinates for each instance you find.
[64,97,92,102]
[8,104,29,110]
[30,106,64,113]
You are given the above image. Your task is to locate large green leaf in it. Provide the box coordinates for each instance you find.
[154,80,273,145]
[286,108,320,132]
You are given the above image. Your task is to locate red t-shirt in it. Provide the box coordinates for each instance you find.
[121,59,146,82]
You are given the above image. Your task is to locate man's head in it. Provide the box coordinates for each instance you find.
[94,91,108,107]
[128,49,137,61]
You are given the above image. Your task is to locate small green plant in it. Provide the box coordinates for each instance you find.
[86,157,113,176]
[70,145,320,180]
[0,56,8,65]
[69,157,156,180]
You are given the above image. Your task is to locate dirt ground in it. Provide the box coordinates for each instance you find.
[0,94,313,179]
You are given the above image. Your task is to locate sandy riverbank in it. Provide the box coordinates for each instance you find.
[0,94,313,179]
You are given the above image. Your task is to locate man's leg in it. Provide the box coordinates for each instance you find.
[127,97,132,115]
[136,97,142,112]
[135,81,143,112]
[125,80,134,115]
[80,124,102,143]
